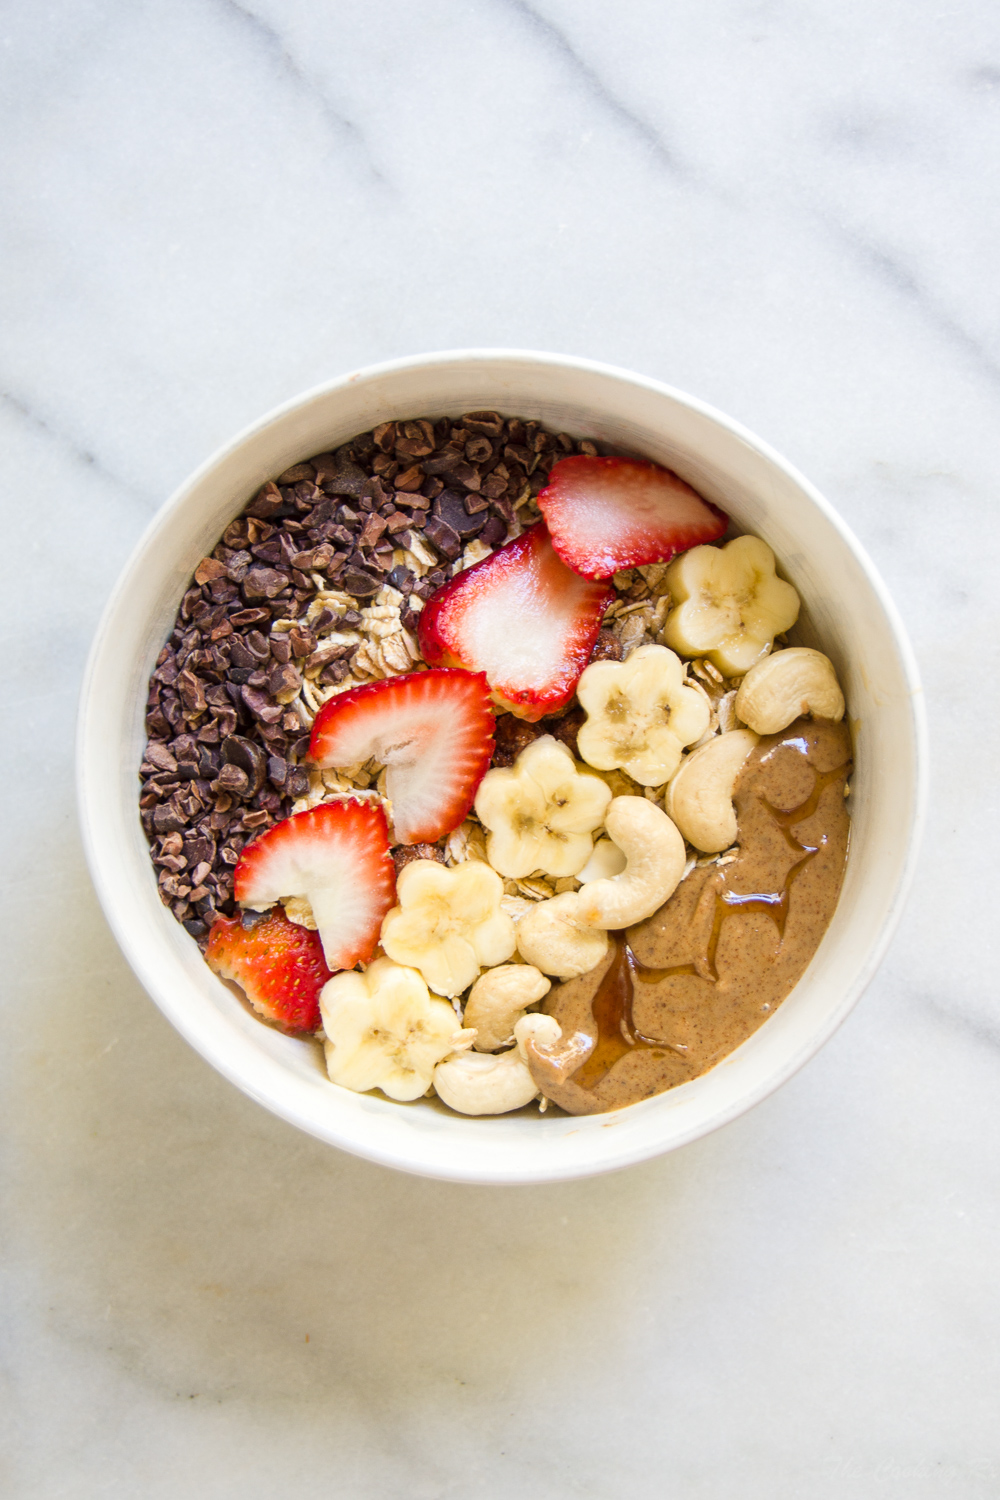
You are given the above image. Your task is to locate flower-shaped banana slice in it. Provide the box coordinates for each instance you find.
[380,859,516,997]
[473,734,612,879]
[575,643,710,787]
[320,956,472,1102]
[662,535,800,676]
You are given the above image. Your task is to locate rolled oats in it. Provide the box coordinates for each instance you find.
[500,895,536,924]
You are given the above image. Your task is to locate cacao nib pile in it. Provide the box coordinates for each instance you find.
[140,412,612,946]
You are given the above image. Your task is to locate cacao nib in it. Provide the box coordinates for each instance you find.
[387,565,414,593]
[433,489,487,539]
[462,410,504,437]
[322,455,369,498]
[243,566,287,601]
[492,714,545,768]
[479,516,507,548]
[221,736,268,796]
[423,515,462,560]
[342,568,381,599]
[144,741,178,774]
[590,629,624,663]
[392,843,446,875]
[229,607,272,628]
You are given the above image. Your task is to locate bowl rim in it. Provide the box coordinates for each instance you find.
[77,347,928,1182]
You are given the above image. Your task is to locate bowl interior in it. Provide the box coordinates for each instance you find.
[78,352,924,1183]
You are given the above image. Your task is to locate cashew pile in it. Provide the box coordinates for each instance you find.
[433,1014,562,1115]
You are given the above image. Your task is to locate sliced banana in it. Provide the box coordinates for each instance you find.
[663,535,800,676]
[380,858,516,998]
[474,735,612,879]
[577,836,627,884]
[734,647,845,734]
[576,643,710,787]
[666,728,759,853]
[320,957,473,1102]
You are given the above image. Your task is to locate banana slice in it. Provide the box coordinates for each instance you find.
[576,643,710,786]
[380,859,517,997]
[320,957,473,1102]
[577,836,627,884]
[662,535,800,676]
[474,735,612,879]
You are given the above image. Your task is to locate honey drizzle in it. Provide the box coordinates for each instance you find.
[765,759,852,845]
[703,851,817,979]
[570,746,851,1092]
[572,939,688,1091]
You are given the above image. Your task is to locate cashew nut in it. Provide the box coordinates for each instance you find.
[665,728,759,853]
[734,647,845,735]
[515,891,610,978]
[464,963,551,1052]
[514,1013,563,1056]
[432,1014,562,1115]
[575,796,686,929]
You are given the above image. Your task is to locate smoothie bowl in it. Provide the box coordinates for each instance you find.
[77,351,925,1184]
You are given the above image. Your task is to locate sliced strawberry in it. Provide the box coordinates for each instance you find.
[418,524,613,722]
[537,456,728,578]
[206,907,332,1033]
[233,800,395,971]
[308,669,494,845]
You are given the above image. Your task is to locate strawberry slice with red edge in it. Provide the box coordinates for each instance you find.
[233,799,395,971]
[537,455,728,578]
[308,668,494,845]
[206,907,332,1034]
[418,523,613,722]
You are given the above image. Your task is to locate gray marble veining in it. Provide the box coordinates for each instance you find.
[2,1,998,1496]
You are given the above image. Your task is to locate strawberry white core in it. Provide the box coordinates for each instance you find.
[418,526,612,719]
[451,567,593,691]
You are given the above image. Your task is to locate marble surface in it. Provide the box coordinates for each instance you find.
[2,1,998,1495]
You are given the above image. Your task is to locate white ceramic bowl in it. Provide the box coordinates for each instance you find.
[78,350,926,1184]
